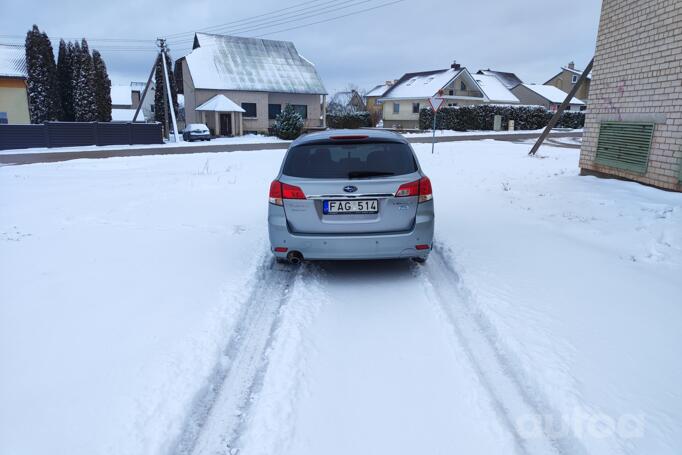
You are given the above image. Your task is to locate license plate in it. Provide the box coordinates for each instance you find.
[323,199,378,215]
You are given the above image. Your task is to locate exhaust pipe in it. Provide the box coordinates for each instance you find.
[287,251,303,265]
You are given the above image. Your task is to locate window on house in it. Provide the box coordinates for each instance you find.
[292,104,308,119]
[448,90,454,96]
[393,102,400,114]
[580,105,587,111]
[571,74,579,83]
[0,112,7,124]
[460,81,466,91]
[565,105,571,111]
[242,103,257,118]
[268,104,281,120]
[412,102,420,114]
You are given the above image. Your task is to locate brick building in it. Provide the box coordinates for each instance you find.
[579,0,682,192]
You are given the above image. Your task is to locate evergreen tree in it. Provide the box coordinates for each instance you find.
[92,50,112,122]
[154,52,179,127]
[72,39,97,122]
[24,25,61,123]
[57,39,75,121]
[274,104,304,140]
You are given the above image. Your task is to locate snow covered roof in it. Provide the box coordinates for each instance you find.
[0,44,27,78]
[476,69,522,89]
[562,66,591,80]
[366,83,391,97]
[111,108,145,121]
[330,91,354,106]
[110,85,132,106]
[185,33,326,94]
[196,94,246,112]
[473,74,519,103]
[520,84,585,104]
[381,68,464,99]
[130,81,146,93]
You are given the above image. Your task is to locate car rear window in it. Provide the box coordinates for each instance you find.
[282,142,418,179]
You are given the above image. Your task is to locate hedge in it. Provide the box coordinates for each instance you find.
[326,112,372,129]
[418,105,585,131]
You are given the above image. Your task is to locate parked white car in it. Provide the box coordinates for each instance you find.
[182,124,211,142]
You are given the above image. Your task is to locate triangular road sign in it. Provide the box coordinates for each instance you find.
[428,96,445,112]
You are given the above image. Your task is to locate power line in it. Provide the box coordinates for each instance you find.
[256,0,404,38]
[0,34,153,43]
[166,0,347,44]
[169,0,371,45]
[1,0,404,54]
[164,0,331,39]
[167,0,403,50]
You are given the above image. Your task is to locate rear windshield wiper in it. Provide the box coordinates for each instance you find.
[347,171,395,179]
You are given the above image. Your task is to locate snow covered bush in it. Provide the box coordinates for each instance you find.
[274,104,304,140]
[25,25,61,123]
[419,105,584,131]
[557,111,586,129]
[326,112,371,129]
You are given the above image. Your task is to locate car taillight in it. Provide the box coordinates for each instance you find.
[329,135,369,140]
[269,180,283,205]
[269,180,306,205]
[418,176,433,203]
[282,183,306,199]
[395,176,432,203]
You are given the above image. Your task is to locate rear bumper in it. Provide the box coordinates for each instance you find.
[267,202,434,260]
[186,133,211,140]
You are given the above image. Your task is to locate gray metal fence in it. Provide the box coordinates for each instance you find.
[0,122,163,151]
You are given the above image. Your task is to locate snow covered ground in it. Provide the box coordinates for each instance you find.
[1,139,680,455]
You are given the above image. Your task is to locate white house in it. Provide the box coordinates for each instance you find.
[110,83,149,121]
[177,33,327,136]
[511,84,586,111]
[379,63,519,129]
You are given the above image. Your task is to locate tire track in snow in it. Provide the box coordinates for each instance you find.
[420,245,589,455]
[169,256,301,455]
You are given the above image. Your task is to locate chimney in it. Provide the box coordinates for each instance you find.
[385,80,395,86]
[451,61,461,70]
[568,61,575,69]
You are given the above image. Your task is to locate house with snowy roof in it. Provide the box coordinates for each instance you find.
[0,43,30,124]
[109,82,154,122]
[176,33,327,136]
[476,69,523,90]
[365,80,395,111]
[544,61,591,101]
[511,84,586,112]
[378,62,519,129]
[327,90,366,114]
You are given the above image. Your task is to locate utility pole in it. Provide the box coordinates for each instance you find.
[156,38,180,143]
[528,58,594,156]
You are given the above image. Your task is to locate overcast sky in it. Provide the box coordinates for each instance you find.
[1,0,603,94]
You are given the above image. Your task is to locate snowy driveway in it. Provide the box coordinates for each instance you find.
[1,140,681,455]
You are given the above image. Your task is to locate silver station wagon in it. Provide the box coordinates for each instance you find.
[268,129,434,264]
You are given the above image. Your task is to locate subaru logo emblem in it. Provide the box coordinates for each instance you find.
[343,185,358,193]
